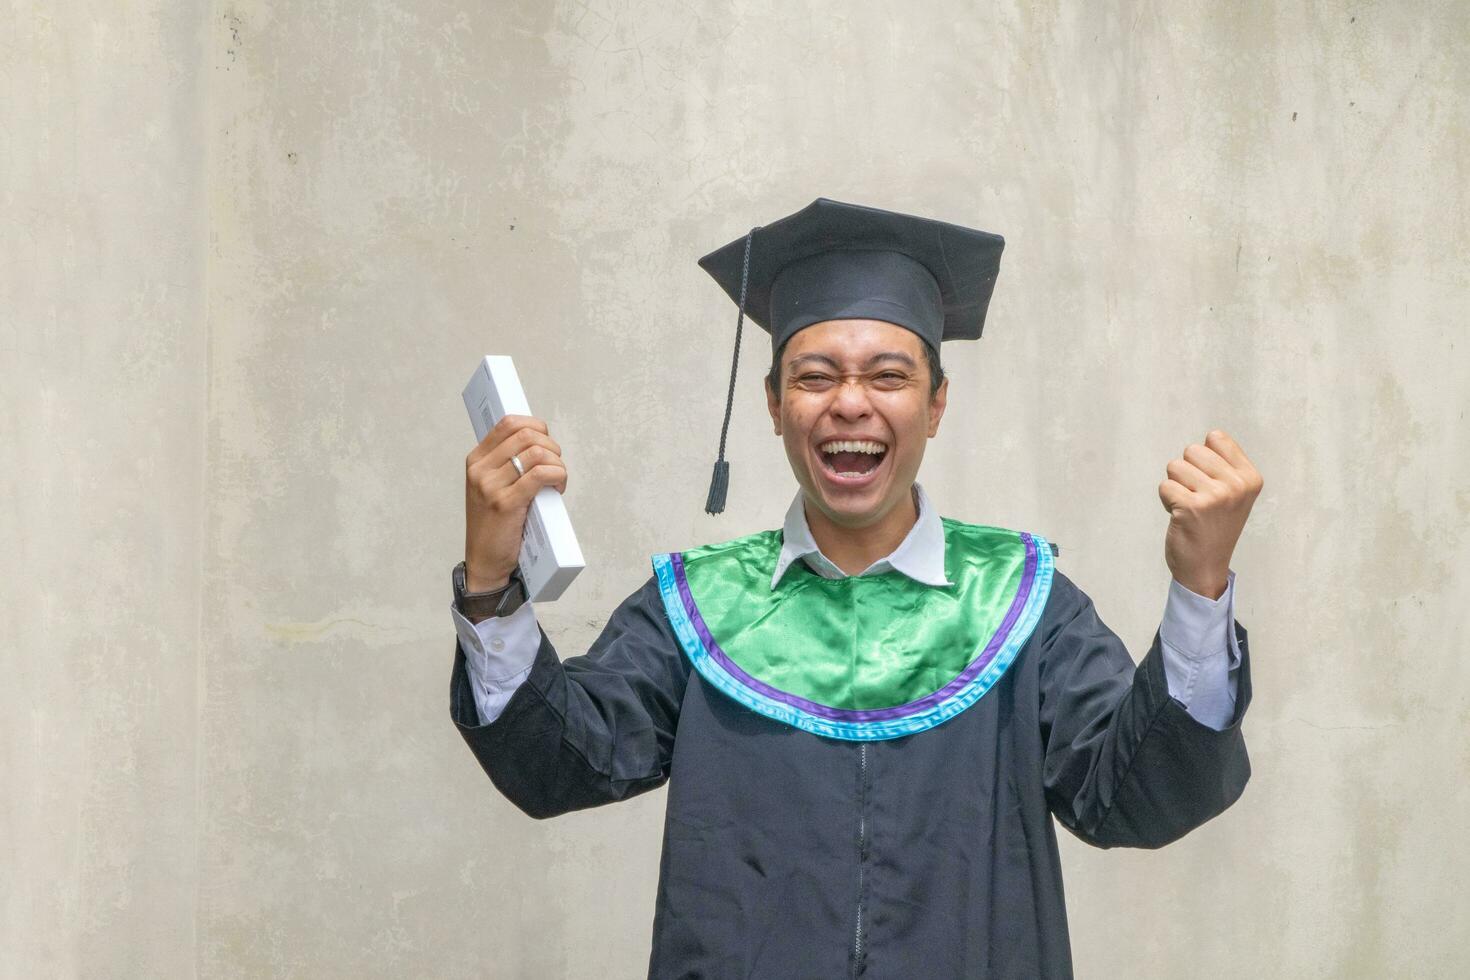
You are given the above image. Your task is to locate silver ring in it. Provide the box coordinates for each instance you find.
[510,454,525,477]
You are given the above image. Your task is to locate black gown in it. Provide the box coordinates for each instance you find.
[449,566,1252,979]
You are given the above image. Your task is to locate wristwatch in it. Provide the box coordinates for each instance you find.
[453,561,529,619]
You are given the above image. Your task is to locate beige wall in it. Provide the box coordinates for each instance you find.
[3,2,207,976]
[5,1,1467,976]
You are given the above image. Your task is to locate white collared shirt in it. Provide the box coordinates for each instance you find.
[453,482,1241,728]
[770,482,952,589]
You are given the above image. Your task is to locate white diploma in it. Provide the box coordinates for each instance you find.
[463,355,585,602]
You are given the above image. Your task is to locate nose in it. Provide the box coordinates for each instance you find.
[830,378,873,420]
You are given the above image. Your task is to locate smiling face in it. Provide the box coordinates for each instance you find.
[765,318,948,532]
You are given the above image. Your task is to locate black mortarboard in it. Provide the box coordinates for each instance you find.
[696,197,1005,514]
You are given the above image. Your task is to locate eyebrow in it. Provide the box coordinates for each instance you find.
[787,352,918,371]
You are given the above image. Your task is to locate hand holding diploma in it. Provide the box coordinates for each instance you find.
[1158,429,1264,600]
[464,415,567,593]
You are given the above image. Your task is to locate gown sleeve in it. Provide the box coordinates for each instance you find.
[449,573,690,819]
[1036,569,1253,849]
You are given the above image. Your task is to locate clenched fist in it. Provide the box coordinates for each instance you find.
[464,415,567,593]
[1158,429,1263,600]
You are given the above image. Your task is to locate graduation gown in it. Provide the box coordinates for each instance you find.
[449,520,1252,979]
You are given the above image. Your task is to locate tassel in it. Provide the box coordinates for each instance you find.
[704,459,729,514]
[704,225,757,516]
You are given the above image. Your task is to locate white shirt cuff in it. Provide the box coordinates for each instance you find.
[1158,570,1241,730]
[451,599,540,725]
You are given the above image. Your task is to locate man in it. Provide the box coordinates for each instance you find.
[449,198,1262,977]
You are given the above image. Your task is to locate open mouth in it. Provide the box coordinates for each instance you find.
[817,439,888,480]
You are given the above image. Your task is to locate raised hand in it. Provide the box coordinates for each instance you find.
[464,415,567,592]
[1158,429,1263,599]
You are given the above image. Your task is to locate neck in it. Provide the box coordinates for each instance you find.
[805,484,920,576]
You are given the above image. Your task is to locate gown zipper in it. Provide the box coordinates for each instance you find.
[852,741,869,977]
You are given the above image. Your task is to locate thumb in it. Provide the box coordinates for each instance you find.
[1158,479,1187,515]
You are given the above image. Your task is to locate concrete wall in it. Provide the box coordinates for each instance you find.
[5,1,1467,976]
[3,3,207,976]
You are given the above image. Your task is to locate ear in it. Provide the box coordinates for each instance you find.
[765,375,782,435]
[927,376,948,438]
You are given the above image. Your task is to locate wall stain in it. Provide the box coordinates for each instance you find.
[263,617,416,643]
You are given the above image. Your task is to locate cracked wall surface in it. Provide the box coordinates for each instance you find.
[5,1,1469,977]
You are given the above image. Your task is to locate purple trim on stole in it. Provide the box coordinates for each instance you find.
[671,532,1039,722]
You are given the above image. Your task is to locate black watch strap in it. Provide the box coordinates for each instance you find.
[453,562,528,619]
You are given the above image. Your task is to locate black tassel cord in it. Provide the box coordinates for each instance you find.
[704,225,758,515]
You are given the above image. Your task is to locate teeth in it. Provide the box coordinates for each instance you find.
[820,440,886,455]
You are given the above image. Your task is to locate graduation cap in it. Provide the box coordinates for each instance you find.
[696,197,1005,514]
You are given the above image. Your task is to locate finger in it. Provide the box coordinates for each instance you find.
[488,449,573,502]
[1206,430,1263,494]
[469,443,558,501]
[1182,442,1233,481]
[469,450,524,501]
[496,426,562,465]
[492,414,548,443]
[468,415,549,465]
[527,446,568,494]
[496,443,560,487]
[1204,429,1250,469]
[508,461,568,505]
[473,427,562,476]
[1158,478,1190,513]
[1165,457,1211,492]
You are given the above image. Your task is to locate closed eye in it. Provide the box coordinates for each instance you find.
[797,372,907,384]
